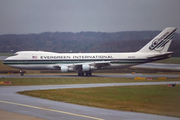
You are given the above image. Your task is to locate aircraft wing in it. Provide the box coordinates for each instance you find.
[53,61,111,70]
[86,61,111,68]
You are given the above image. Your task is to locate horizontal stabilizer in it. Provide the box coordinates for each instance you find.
[147,52,173,61]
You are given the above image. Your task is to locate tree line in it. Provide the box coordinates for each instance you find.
[0,31,180,56]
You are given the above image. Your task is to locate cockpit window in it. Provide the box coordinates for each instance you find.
[14,53,18,56]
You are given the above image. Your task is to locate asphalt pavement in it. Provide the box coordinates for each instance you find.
[0,82,180,120]
[135,63,180,70]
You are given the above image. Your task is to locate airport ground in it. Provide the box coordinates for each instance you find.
[1,82,180,120]
[0,56,180,120]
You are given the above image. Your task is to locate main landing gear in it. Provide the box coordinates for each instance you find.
[85,71,92,76]
[78,71,92,76]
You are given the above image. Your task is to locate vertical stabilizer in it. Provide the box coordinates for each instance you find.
[138,27,177,53]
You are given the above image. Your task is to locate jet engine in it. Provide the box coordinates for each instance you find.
[82,64,96,71]
[61,66,74,72]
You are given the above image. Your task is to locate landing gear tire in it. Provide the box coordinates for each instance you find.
[20,72,24,76]
[78,72,84,76]
[85,71,92,76]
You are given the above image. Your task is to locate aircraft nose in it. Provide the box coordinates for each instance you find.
[3,56,11,65]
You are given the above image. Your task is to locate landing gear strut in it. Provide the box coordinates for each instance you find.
[20,69,24,76]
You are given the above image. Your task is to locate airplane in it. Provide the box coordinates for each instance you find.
[3,27,177,76]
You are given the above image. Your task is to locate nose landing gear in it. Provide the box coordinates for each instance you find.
[20,70,25,76]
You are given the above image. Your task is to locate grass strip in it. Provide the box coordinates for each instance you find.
[19,85,180,118]
[1,77,180,86]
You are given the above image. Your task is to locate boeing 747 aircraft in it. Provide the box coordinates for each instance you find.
[3,27,177,76]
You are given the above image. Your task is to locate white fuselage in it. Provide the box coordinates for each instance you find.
[3,51,169,70]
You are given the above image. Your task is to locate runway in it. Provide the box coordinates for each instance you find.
[0,82,180,120]
[134,63,180,70]
[0,56,7,60]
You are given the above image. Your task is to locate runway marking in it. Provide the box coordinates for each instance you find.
[0,100,104,120]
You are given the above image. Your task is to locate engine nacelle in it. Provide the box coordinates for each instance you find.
[82,64,96,71]
[61,66,74,72]
[82,64,90,71]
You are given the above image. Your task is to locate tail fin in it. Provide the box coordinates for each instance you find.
[138,27,177,53]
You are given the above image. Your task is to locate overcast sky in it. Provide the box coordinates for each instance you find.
[0,0,180,34]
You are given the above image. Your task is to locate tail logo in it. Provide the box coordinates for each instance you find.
[149,38,170,51]
[149,31,174,51]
